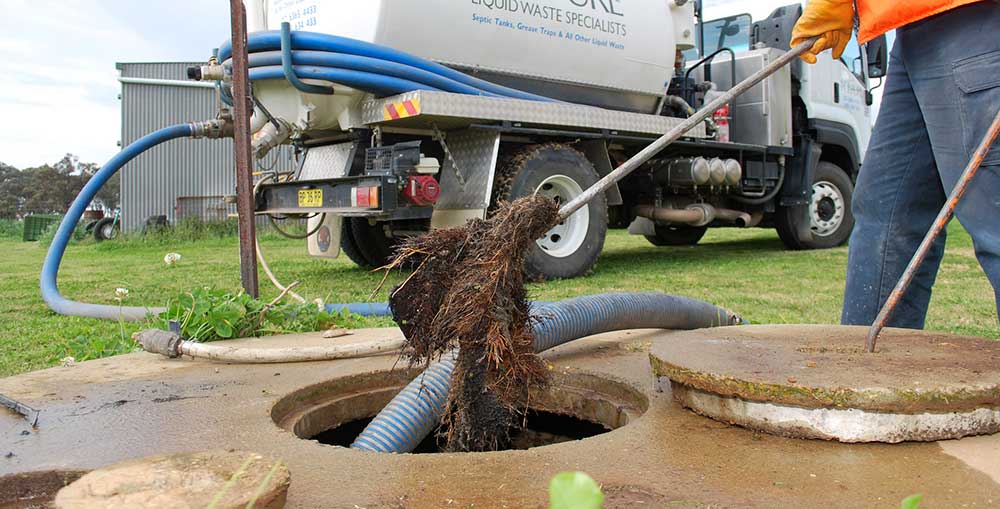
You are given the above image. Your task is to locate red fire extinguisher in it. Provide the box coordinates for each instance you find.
[713,104,731,143]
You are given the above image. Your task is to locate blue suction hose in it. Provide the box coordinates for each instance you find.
[351,293,741,453]
[218,29,558,102]
[39,122,394,322]
[41,124,196,321]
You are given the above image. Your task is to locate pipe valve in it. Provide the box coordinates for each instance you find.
[189,117,233,139]
[187,64,227,82]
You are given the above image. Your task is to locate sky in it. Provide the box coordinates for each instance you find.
[0,0,233,168]
[0,0,880,169]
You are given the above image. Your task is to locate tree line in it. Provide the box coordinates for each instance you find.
[0,154,119,219]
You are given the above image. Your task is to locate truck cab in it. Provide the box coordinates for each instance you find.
[671,2,885,250]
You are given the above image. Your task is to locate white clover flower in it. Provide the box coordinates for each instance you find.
[115,287,129,300]
[163,252,182,266]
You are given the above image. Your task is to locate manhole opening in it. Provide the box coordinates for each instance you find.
[272,369,648,454]
[311,408,611,453]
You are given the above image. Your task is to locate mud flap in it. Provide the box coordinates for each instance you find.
[780,138,822,242]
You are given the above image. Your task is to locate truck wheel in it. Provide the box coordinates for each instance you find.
[645,224,708,247]
[339,219,372,268]
[346,218,397,269]
[93,218,119,242]
[776,161,854,250]
[494,144,607,280]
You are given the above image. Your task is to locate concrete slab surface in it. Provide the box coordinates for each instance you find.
[2,327,999,508]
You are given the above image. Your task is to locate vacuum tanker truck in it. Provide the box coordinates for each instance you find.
[193,0,887,279]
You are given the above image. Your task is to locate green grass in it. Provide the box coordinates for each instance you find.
[0,219,23,240]
[1,225,996,378]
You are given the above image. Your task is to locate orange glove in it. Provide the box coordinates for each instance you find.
[790,0,855,64]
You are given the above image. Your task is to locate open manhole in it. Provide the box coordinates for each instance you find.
[272,369,648,453]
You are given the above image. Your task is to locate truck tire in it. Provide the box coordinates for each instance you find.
[776,161,854,250]
[644,224,708,247]
[346,218,398,269]
[93,218,119,242]
[339,219,372,268]
[494,144,608,280]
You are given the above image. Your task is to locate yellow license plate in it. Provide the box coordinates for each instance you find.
[297,189,323,208]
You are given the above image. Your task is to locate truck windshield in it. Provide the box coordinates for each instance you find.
[684,14,752,61]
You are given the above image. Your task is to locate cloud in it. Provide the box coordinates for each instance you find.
[0,0,227,169]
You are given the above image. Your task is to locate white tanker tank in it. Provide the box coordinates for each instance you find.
[245,0,696,122]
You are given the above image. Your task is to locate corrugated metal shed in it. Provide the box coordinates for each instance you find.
[117,62,296,231]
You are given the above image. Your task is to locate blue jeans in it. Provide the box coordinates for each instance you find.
[842,2,1000,328]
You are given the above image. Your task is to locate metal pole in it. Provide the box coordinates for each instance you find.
[865,109,1000,352]
[229,0,259,298]
[557,38,817,223]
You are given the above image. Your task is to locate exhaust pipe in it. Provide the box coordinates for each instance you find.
[634,204,753,228]
[714,207,754,228]
[634,204,714,227]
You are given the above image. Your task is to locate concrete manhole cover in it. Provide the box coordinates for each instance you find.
[650,325,1000,443]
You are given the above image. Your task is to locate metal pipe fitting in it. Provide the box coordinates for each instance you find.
[187,64,228,82]
[189,117,233,139]
[252,120,291,159]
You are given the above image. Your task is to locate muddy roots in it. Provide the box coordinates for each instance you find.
[382,194,560,452]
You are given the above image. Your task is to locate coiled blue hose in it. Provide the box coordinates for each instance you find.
[350,293,740,453]
[41,124,196,321]
[38,121,396,322]
[219,29,556,102]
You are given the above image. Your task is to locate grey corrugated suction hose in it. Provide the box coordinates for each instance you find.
[350,293,741,453]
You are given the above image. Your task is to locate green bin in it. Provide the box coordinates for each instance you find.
[23,214,62,242]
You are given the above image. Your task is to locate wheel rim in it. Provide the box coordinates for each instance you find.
[809,180,845,238]
[101,223,117,239]
[534,175,588,258]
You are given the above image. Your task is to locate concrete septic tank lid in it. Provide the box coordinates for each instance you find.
[4,327,1000,507]
[650,324,1000,443]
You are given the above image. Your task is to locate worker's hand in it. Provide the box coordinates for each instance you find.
[790,0,855,64]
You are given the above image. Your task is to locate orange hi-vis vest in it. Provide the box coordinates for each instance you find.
[856,0,984,43]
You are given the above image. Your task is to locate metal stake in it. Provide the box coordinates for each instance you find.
[1,392,39,427]
[866,109,1000,352]
[230,0,260,298]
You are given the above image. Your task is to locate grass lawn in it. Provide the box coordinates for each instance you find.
[1,225,996,378]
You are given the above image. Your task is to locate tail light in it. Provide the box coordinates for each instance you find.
[352,186,380,209]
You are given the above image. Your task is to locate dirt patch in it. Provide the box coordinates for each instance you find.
[384,194,560,452]
[0,470,86,509]
[603,485,674,508]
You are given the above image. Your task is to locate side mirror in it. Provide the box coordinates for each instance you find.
[865,35,888,79]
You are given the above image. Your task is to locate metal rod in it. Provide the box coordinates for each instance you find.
[1,392,39,427]
[117,77,216,89]
[230,0,260,298]
[865,108,1000,352]
[557,37,817,223]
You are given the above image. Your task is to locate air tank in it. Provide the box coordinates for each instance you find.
[246,0,690,113]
